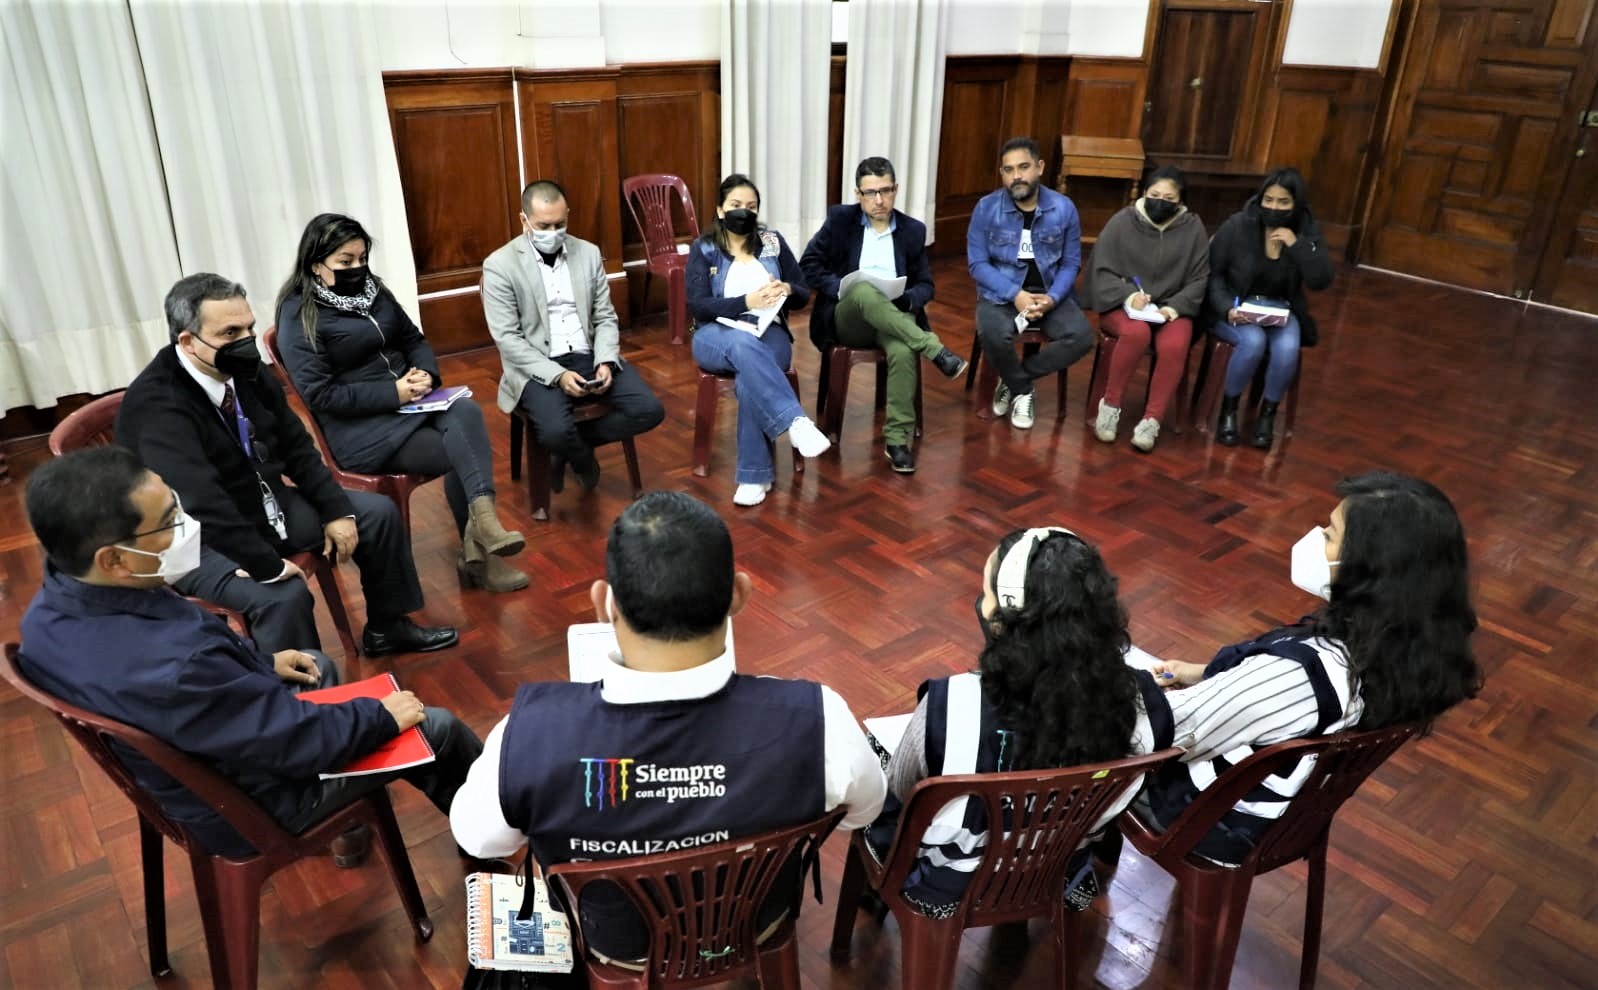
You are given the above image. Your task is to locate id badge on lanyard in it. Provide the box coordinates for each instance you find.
[224,394,288,541]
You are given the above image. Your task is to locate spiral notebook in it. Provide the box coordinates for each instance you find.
[465,872,574,973]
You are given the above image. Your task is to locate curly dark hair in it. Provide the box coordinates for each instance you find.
[978,530,1140,770]
[1308,472,1483,732]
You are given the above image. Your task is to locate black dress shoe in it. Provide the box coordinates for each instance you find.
[931,347,968,380]
[362,617,459,657]
[1251,399,1279,449]
[572,449,601,491]
[1216,394,1241,446]
[885,444,916,473]
[548,452,568,494]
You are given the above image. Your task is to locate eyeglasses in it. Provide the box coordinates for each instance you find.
[129,493,187,539]
[857,185,898,200]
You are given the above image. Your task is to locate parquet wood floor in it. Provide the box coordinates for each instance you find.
[2,261,1595,989]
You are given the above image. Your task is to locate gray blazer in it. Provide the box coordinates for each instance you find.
[482,233,622,413]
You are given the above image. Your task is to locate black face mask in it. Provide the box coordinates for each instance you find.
[331,265,369,295]
[721,209,757,236]
[1259,206,1295,228]
[1144,197,1180,224]
[199,336,261,378]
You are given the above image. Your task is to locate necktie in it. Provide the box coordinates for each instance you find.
[220,383,237,421]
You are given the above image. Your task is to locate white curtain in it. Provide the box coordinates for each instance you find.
[841,0,947,241]
[0,0,180,412]
[720,0,833,243]
[0,0,418,415]
[129,0,419,340]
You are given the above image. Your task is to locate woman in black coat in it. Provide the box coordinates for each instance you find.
[1205,167,1334,447]
[275,213,528,592]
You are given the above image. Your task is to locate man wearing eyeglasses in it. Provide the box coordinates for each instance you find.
[116,273,458,658]
[801,157,966,475]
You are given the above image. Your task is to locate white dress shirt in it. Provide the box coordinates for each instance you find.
[536,247,590,357]
[857,213,899,280]
[451,649,888,858]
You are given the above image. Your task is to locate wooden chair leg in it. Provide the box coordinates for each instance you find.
[621,438,644,497]
[509,413,523,482]
[973,358,1000,420]
[830,839,870,958]
[913,362,924,438]
[528,439,552,522]
[1055,367,1068,421]
[1300,832,1328,990]
[785,369,805,475]
[1053,902,1084,990]
[1085,334,1115,420]
[964,334,982,392]
[1193,339,1233,436]
[141,817,172,978]
[667,268,687,346]
[692,375,718,477]
[192,857,268,990]
[757,932,803,990]
[311,565,360,660]
[873,359,889,410]
[815,348,832,422]
[823,352,853,444]
[1283,355,1302,438]
[895,909,965,990]
[367,794,434,943]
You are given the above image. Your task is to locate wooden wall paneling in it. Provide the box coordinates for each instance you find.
[1263,67,1385,258]
[615,62,720,322]
[1028,56,1073,193]
[516,70,627,325]
[828,54,847,207]
[934,57,1022,257]
[383,69,520,354]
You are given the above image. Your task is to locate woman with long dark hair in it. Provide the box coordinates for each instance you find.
[1205,166,1334,447]
[866,528,1173,917]
[274,213,528,592]
[1143,472,1483,863]
[685,174,829,507]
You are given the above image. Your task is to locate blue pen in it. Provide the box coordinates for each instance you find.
[1133,276,1144,292]
[1157,672,1174,681]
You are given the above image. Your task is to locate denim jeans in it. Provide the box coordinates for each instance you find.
[691,325,804,485]
[1210,305,1301,402]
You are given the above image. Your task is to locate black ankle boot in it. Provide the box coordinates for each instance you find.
[1217,395,1241,446]
[1252,399,1279,449]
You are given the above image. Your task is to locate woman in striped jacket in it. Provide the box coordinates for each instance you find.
[1142,472,1483,863]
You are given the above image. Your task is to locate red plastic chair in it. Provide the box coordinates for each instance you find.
[1119,723,1422,990]
[832,750,1182,990]
[692,368,806,479]
[1190,336,1301,444]
[262,325,441,540]
[48,388,361,660]
[547,809,843,989]
[966,327,1070,422]
[0,643,433,990]
[508,404,644,520]
[815,345,924,447]
[623,173,700,345]
[1083,326,1194,435]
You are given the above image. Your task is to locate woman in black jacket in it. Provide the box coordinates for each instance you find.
[275,213,528,592]
[1205,167,1334,447]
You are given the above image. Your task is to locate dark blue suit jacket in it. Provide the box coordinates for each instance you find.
[18,567,397,856]
[799,204,936,350]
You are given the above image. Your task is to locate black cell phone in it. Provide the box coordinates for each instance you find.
[580,378,603,391]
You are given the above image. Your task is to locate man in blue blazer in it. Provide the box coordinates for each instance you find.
[801,157,967,475]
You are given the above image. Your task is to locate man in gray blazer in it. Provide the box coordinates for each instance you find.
[483,180,664,490]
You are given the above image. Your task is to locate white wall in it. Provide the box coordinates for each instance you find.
[1281,0,1393,68]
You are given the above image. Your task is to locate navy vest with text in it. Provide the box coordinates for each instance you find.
[499,674,826,959]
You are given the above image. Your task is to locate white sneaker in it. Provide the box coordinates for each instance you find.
[1130,417,1160,452]
[1010,390,1035,429]
[787,416,832,458]
[1094,398,1121,443]
[733,482,771,507]
[992,382,1013,416]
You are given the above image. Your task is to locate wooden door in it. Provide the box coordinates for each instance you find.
[1531,77,1598,313]
[1143,0,1280,162]
[1366,0,1598,303]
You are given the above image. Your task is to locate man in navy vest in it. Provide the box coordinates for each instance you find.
[452,491,886,961]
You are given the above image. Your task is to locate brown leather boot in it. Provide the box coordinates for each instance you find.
[465,495,525,557]
[331,825,371,868]
[457,537,530,593]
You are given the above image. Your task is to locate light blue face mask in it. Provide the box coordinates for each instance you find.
[529,227,566,254]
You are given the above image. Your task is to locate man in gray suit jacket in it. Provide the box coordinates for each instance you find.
[483,180,664,490]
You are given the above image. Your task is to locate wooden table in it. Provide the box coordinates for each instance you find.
[1056,136,1146,202]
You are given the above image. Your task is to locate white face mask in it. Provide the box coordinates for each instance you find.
[117,510,203,583]
[1290,526,1339,601]
[529,227,566,254]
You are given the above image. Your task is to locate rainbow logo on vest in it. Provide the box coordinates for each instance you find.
[579,757,635,809]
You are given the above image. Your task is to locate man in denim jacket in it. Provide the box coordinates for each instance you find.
[966,137,1094,429]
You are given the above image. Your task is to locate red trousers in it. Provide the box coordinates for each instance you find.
[1097,310,1193,423]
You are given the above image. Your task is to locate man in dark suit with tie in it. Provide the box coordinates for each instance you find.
[116,272,457,658]
[800,156,967,475]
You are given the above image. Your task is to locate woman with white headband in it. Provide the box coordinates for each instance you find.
[864,527,1173,918]
[1139,471,1483,863]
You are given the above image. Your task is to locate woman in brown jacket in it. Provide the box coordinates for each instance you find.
[1088,166,1209,452]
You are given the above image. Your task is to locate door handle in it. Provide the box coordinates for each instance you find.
[1189,77,1203,89]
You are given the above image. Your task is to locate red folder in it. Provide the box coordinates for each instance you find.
[299,672,437,779]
